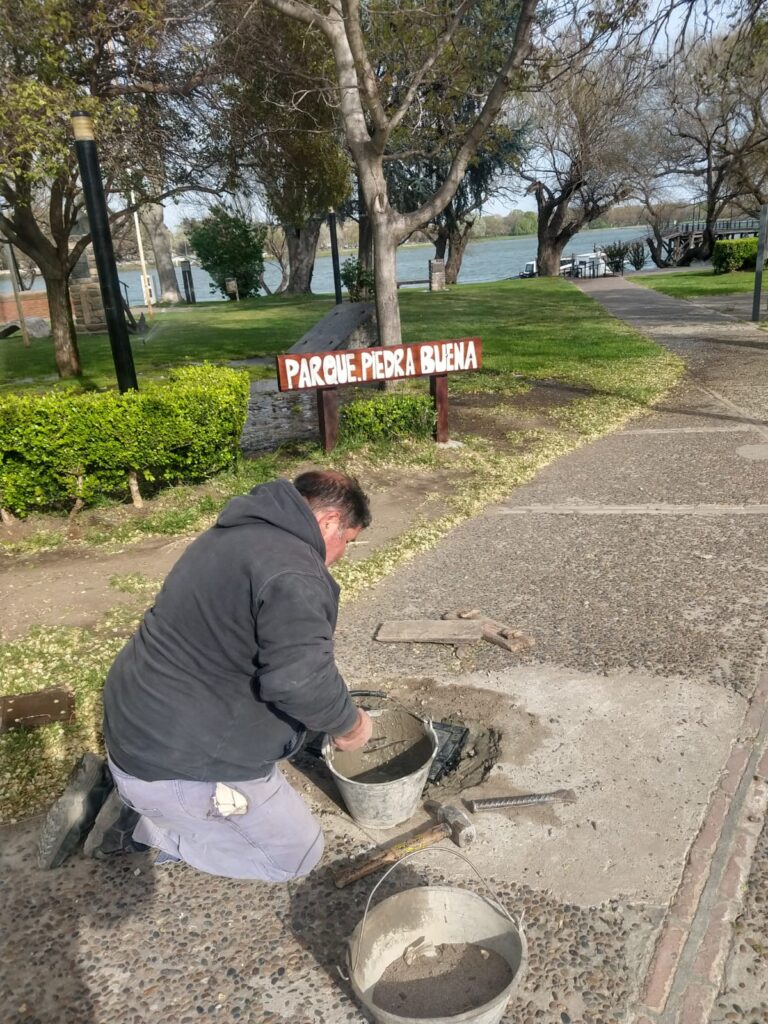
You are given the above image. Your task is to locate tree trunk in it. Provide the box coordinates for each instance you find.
[372,214,401,346]
[140,204,182,303]
[677,223,716,266]
[646,226,673,268]
[536,233,566,276]
[357,176,374,274]
[445,224,472,284]
[283,219,322,294]
[434,228,448,261]
[46,274,81,378]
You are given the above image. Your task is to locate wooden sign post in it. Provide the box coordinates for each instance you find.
[276,337,482,451]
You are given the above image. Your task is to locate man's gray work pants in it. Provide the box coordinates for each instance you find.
[107,756,324,881]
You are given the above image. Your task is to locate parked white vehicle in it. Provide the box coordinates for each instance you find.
[519,257,573,278]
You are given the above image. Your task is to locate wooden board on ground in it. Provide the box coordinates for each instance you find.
[376,620,484,644]
[443,609,535,653]
[0,686,76,732]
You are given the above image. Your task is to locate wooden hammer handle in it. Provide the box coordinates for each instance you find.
[333,822,449,888]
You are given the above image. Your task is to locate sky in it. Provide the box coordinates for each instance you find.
[162,188,537,230]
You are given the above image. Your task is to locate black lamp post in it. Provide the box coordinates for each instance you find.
[328,208,343,305]
[71,111,138,392]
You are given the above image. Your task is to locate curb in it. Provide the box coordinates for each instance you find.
[632,671,768,1023]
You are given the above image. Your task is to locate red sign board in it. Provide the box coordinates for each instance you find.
[276,337,482,392]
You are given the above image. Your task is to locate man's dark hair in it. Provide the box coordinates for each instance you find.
[293,470,371,530]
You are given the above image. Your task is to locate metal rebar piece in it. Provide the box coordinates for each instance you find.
[467,788,577,812]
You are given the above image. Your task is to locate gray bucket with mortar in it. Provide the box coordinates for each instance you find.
[346,850,527,1024]
[322,708,438,829]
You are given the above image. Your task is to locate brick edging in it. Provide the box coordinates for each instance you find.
[633,672,768,1023]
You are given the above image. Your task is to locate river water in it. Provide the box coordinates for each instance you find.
[1,225,647,307]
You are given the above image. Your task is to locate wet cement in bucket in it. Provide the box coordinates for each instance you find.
[372,942,514,1018]
[331,709,434,784]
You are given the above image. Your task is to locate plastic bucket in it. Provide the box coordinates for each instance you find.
[346,850,527,1024]
[322,708,438,829]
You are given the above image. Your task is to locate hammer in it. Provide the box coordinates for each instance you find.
[333,800,476,889]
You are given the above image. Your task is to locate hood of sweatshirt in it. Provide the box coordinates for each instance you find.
[216,478,325,559]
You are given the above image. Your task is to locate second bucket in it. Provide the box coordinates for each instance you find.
[323,708,438,829]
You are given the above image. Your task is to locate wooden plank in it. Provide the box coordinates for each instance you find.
[443,609,535,653]
[317,386,339,452]
[430,373,449,442]
[0,687,76,732]
[376,620,484,644]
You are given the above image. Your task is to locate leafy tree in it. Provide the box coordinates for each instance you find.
[0,0,213,376]
[603,240,629,273]
[256,0,542,344]
[209,6,351,294]
[187,206,266,299]
[386,117,527,284]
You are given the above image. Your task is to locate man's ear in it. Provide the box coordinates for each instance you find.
[315,508,342,537]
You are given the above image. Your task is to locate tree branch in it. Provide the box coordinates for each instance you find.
[402,0,537,234]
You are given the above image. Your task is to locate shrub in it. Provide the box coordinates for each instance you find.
[0,366,250,517]
[712,237,761,274]
[338,393,435,446]
[627,240,647,271]
[340,257,376,302]
[604,241,630,274]
[187,206,266,298]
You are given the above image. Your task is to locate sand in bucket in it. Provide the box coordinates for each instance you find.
[372,942,514,1019]
[331,709,434,784]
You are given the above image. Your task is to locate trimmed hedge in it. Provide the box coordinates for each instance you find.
[338,392,435,446]
[712,237,762,274]
[0,365,250,516]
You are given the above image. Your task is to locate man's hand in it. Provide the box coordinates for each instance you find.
[332,708,373,752]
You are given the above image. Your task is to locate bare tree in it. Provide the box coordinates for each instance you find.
[657,31,768,262]
[519,38,654,275]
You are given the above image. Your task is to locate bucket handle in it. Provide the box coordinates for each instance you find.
[349,689,434,728]
[350,847,523,975]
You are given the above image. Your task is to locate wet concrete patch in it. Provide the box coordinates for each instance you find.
[418,667,744,905]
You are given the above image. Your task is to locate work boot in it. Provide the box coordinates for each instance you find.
[83,788,149,859]
[37,752,113,869]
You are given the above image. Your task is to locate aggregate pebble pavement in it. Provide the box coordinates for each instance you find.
[2,278,768,1024]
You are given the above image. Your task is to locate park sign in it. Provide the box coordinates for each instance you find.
[277,337,482,391]
[275,337,482,451]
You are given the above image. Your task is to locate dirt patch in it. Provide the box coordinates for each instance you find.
[0,535,193,642]
[0,464,464,640]
[384,678,532,796]
[452,380,594,443]
[287,680,544,820]
[372,942,513,1018]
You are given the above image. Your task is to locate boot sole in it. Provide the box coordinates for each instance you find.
[83,788,146,858]
[36,753,112,869]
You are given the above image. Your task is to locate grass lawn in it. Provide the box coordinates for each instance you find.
[0,293,336,391]
[635,269,757,299]
[3,278,672,404]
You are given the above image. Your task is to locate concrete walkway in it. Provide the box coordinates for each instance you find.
[3,279,768,1024]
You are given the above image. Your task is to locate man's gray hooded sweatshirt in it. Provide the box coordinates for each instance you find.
[103,479,359,782]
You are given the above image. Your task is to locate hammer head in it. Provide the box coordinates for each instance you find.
[424,799,476,848]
